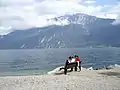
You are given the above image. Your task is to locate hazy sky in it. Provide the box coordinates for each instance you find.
[0,0,120,35]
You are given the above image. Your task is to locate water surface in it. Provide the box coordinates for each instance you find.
[0,48,120,76]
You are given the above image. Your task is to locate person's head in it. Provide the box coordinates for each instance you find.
[69,56,72,59]
[74,55,78,58]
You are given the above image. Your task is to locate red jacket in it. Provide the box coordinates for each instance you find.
[76,57,80,62]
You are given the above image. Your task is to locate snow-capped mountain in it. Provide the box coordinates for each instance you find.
[0,13,120,49]
[49,13,97,27]
[48,13,114,28]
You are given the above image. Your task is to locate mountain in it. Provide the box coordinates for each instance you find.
[0,13,120,49]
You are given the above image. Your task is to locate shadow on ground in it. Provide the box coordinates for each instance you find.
[54,70,75,75]
[99,72,120,78]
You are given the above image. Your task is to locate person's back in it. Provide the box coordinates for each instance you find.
[71,57,76,63]
[66,56,75,72]
[75,55,81,71]
[68,56,72,63]
[76,57,80,62]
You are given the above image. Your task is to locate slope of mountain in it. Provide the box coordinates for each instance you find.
[0,13,120,49]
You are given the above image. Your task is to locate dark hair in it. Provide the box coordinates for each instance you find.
[74,55,78,57]
[69,56,72,59]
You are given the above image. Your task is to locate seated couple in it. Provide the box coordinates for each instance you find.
[65,55,81,71]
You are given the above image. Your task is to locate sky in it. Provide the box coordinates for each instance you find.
[0,0,120,35]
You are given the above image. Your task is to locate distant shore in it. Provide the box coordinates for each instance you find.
[0,66,120,90]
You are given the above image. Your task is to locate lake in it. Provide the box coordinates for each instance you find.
[0,48,120,76]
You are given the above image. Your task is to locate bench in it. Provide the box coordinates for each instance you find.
[60,62,78,74]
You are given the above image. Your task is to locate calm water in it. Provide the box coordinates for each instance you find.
[0,48,120,76]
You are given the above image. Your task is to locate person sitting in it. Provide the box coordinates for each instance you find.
[67,56,74,71]
[59,56,77,74]
[68,56,72,63]
[59,56,72,71]
[75,55,81,71]
[71,56,76,62]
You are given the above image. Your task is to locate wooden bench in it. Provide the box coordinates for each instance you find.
[60,62,78,74]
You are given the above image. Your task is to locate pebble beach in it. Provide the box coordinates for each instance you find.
[0,67,120,90]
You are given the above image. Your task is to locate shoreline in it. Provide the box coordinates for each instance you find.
[0,64,120,77]
[0,66,120,90]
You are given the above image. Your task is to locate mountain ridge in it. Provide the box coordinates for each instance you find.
[0,13,119,49]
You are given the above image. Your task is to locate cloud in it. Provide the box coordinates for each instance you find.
[112,15,120,25]
[0,0,120,35]
[84,0,96,4]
